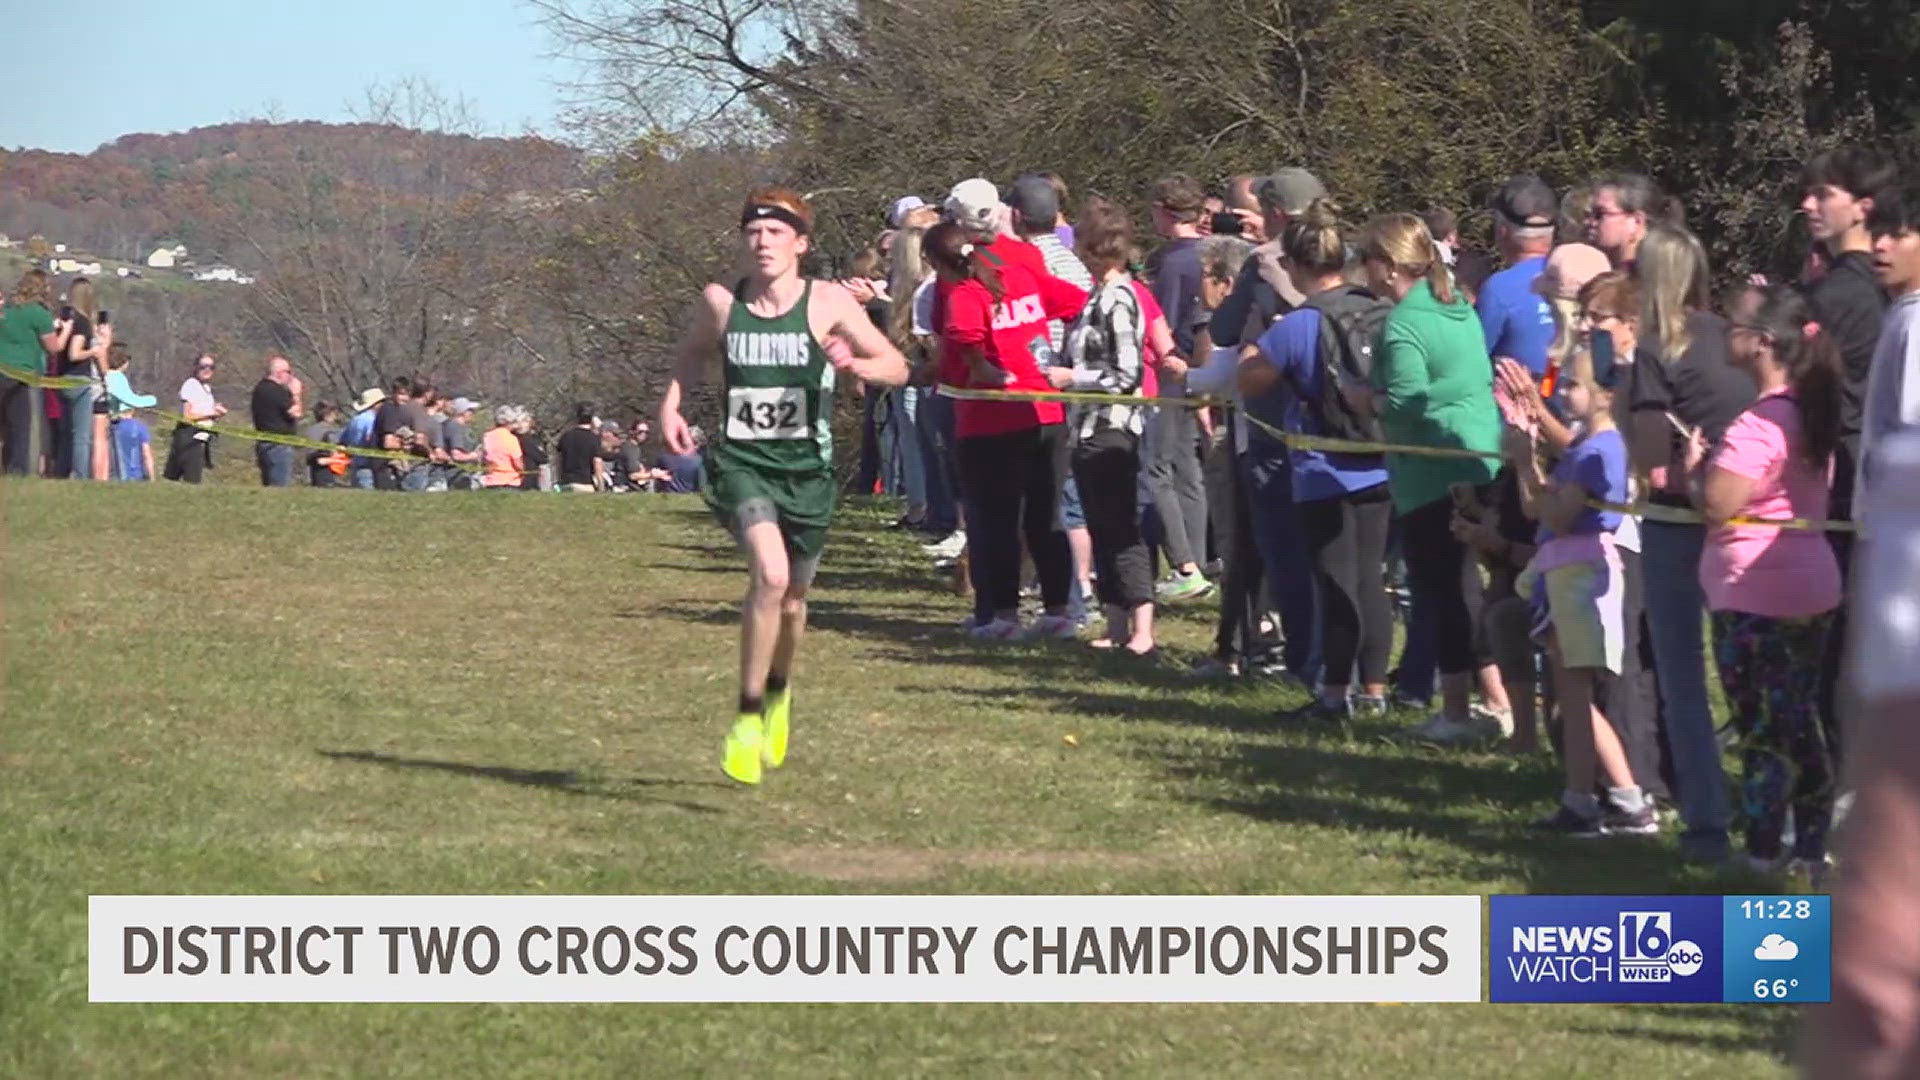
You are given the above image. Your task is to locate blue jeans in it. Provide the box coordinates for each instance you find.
[916,389,958,533]
[892,386,927,515]
[400,463,433,492]
[1240,446,1319,681]
[351,465,377,490]
[1642,519,1730,853]
[61,383,99,479]
[256,442,296,487]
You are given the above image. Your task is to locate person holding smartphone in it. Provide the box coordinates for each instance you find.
[58,277,112,480]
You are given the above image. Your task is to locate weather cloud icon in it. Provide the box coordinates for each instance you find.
[1755,934,1800,961]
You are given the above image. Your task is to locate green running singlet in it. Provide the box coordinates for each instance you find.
[703,279,839,559]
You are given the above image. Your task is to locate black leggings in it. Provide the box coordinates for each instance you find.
[1071,427,1154,610]
[0,380,36,475]
[1297,484,1394,688]
[957,424,1072,615]
[1397,493,1486,677]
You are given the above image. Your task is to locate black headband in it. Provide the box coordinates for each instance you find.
[741,203,810,235]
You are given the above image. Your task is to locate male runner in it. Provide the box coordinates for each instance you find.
[658,185,910,784]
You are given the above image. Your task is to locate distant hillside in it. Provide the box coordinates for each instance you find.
[0,121,581,265]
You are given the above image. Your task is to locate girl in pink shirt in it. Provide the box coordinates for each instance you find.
[1687,286,1843,877]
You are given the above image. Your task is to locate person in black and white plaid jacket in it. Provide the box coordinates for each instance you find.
[1046,198,1157,654]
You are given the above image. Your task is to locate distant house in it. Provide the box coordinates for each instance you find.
[53,243,67,254]
[146,246,179,269]
[192,265,255,285]
[80,262,102,276]
[52,257,81,274]
[0,234,13,249]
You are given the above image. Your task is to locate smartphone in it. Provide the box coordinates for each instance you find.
[1209,211,1243,238]
[1590,328,1615,378]
[98,309,110,326]
[58,305,74,321]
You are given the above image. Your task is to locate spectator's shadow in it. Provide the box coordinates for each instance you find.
[318,750,729,813]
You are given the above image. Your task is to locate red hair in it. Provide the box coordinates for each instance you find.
[740,185,814,233]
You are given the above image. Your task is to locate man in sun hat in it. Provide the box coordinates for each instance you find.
[341,386,385,490]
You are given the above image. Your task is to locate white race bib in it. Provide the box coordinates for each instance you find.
[726,385,809,441]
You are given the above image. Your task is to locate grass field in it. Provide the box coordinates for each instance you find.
[1,478,1803,1077]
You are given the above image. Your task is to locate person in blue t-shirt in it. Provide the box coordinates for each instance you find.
[1477,176,1560,377]
[1509,340,1652,838]
[112,415,154,480]
[1240,199,1394,725]
[340,388,385,489]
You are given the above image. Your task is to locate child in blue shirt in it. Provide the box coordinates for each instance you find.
[1510,341,1652,836]
[104,343,157,480]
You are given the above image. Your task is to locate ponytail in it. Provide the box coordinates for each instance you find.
[1279,198,1346,277]
[1357,212,1456,304]
[1747,285,1844,470]
[923,222,1003,303]
[1424,260,1457,306]
[1788,328,1844,471]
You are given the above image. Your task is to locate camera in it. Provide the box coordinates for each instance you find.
[1209,211,1243,238]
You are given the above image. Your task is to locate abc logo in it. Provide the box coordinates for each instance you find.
[1666,941,1704,977]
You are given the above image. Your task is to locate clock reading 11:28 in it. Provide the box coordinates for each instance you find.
[1741,899,1816,920]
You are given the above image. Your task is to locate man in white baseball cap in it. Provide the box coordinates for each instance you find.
[943,177,1047,279]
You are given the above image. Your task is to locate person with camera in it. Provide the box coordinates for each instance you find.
[57,277,113,480]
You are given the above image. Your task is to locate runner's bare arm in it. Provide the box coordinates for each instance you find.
[817,281,909,387]
[659,284,731,455]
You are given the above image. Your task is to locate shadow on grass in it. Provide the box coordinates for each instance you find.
[1576,1003,1795,1062]
[318,750,729,814]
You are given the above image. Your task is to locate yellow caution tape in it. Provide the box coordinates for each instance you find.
[939,385,1857,534]
[0,364,93,390]
[2,365,491,472]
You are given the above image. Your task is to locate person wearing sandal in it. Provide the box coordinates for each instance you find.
[1048,198,1156,656]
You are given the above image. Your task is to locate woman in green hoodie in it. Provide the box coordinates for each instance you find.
[1346,213,1504,739]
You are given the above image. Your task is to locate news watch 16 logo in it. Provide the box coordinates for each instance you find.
[1490,896,1722,1003]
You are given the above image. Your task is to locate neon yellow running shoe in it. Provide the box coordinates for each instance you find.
[762,687,792,768]
[723,714,764,785]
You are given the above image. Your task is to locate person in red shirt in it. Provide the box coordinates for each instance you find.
[925,220,1088,640]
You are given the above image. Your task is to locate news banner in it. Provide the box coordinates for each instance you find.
[87,894,1828,1004]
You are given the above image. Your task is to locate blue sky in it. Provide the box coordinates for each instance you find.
[5,0,581,153]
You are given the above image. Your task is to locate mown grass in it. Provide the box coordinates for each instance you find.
[1,478,1800,1078]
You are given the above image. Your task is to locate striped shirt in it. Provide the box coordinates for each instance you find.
[1029,233,1092,355]
[1063,278,1147,439]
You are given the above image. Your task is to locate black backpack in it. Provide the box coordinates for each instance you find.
[1297,285,1392,444]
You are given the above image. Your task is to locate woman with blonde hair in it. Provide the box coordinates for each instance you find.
[1344,212,1505,741]
[57,277,114,480]
[884,216,955,537]
[1622,221,1756,862]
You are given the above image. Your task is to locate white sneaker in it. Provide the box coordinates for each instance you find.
[922,531,966,559]
[1019,614,1081,641]
[1833,790,1854,833]
[966,617,1024,642]
[1470,702,1515,739]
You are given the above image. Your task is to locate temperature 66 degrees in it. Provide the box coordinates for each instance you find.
[1754,978,1801,998]
[1741,900,1813,919]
